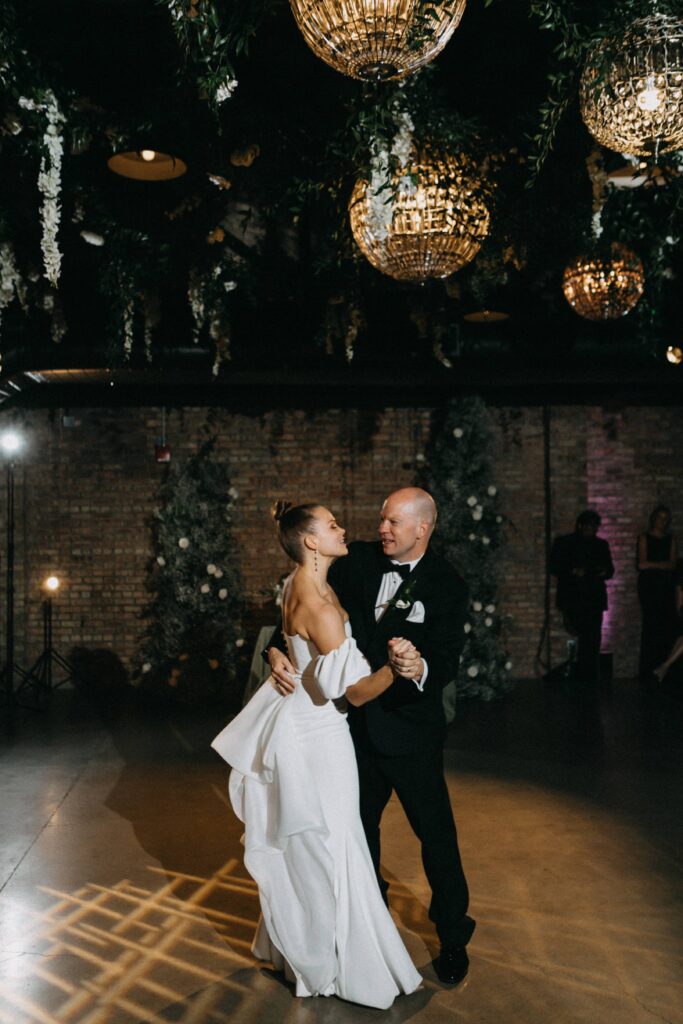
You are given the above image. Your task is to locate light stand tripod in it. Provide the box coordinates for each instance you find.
[0,449,18,712]
[15,580,81,708]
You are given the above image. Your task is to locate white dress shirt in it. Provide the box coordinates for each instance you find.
[375,555,428,691]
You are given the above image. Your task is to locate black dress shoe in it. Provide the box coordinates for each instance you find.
[435,944,469,985]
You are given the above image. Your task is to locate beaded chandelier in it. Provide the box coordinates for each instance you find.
[580,13,683,156]
[349,150,489,282]
[289,0,467,81]
[562,243,645,321]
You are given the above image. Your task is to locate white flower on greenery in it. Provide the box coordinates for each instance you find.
[142,662,152,673]
[415,453,425,463]
[395,598,410,610]
[391,110,414,168]
[485,617,493,627]
[235,637,245,648]
[472,601,482,612]
[482,536,491,545]
[468,533,476,541]
[188,274,205,342]
[215,76,238,104]
[467,496,477,507]
[207,564,217,575]
[156,556,166,566]
[464,622,472,633]
[218,588,228,599]
[228,487,239,499]
[367,142,393,243]
[122,299,134,359]
[178,537,190,549]
[200,583,210,594]
[485,604,496,613]
[467,664,479,678]
[472,509,483,522]
[80,230,104,246]
[0,243,27,316]
[224,280,237,293]
[496,515,503,524]
[505,660,513,671]
[23,91,65,286]
[214,569,224,578]
[453,427,464,439]
[487,485,497,496]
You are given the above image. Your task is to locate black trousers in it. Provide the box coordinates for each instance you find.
[564,605,603,686]
[354,739,475,948]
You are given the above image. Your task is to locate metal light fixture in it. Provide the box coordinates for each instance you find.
[349,149,489,283]
[562,242,645,321]
[580,13,683,156]
[289,0,467,80]
[666,344,683,364]
[463,310,510,323]
[108,150,187,181]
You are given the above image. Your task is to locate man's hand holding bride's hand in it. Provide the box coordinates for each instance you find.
[268,647,297,696]
[388,637,423,680]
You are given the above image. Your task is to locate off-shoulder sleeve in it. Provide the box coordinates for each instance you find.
[312,637,372,700]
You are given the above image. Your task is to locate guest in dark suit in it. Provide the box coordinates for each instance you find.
[549,510,614,687]
[268,488,473,985]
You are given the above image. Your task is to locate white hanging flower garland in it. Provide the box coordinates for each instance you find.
[20,92,65,286]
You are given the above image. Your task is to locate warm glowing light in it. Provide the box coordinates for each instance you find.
[580,13,683,155]
[0,429,23,455]
[289,0,466,80]
[349,149,489,283]
[636,76,663,111]
[562,243,644,321]
[108,151,187,181]
[44,575,60,592]
[140,149,156,162]
[666,345,683,364]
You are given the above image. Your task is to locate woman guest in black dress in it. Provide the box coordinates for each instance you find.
[637,505,678,680]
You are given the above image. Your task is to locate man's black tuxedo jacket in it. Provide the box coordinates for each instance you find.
[548,533,614,613]
[317,541,470,755]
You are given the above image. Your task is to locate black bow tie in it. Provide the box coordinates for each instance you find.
[381,559,412,580]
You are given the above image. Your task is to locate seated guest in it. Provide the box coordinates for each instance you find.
[549,511,614,688]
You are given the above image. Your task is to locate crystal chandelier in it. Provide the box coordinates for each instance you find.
[562,243,645,321]
[580,12,683,156]
[349,150,489,282]
[289,0,467,81]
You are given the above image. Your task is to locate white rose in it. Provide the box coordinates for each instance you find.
[178,537,190,549]
[496,515,503,523]
[228,487,239,499]
[485,617,493,627]
[200,583,210,594]
[482,536,491,545]
[505,660,513,671]
[415,453,425,463]
[487,485,497,496]
[142,662,151,673]
[235,637,245,648]
[485,604,495,613]
[218,588,228,599]
[472,601,482,612]
[156,556,166,566]
[469,533,476,541]
[207,564,217,575]
[467,496,477,507]
[472,509,483,521]
[453,427,464,438]
[80,230,105,247]
[467,665,479,678]
[464,622,472,633]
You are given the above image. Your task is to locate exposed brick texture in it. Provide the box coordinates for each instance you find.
[1,404,681,682]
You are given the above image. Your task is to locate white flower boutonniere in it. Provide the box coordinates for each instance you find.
[388,578,418,612]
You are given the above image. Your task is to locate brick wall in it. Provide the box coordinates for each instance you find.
[1,403,681,682]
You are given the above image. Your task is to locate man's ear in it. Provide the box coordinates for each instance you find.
[416,521,427,538]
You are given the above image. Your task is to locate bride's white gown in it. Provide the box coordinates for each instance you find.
[211,622,422,1009]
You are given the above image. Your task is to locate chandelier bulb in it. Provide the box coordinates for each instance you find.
[636,75,663,111]
[140,149,156,162]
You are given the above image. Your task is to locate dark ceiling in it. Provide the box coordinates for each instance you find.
[1,0,682,404]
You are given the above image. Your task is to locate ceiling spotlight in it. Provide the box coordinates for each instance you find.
[0,430,23,455]
[666,345,683,364]
[108,150,187,181]
[43,575,61,593]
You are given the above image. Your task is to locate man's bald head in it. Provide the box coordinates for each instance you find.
[379,488,438,562]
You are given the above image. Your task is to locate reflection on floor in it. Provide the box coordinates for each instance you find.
[0,678,682,1024]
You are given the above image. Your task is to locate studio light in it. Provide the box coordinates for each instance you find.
[0,430,23,456]
[43,575,61,593]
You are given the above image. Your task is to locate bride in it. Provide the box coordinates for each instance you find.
[212,501,422,1009]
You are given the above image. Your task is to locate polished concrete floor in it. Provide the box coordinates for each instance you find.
[0,678,682,1024]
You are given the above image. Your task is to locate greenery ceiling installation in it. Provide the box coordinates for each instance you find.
[0,0,681,383]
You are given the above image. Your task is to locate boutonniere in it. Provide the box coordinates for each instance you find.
[388,578,418,611]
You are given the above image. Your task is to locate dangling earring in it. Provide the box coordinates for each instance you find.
[314,549,318,573]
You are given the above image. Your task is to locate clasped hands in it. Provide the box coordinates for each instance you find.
[268,636,423,698]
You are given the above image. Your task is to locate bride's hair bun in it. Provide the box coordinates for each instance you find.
[272,499,293,523]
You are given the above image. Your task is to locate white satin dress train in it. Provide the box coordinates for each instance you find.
[211,622,422,1009]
